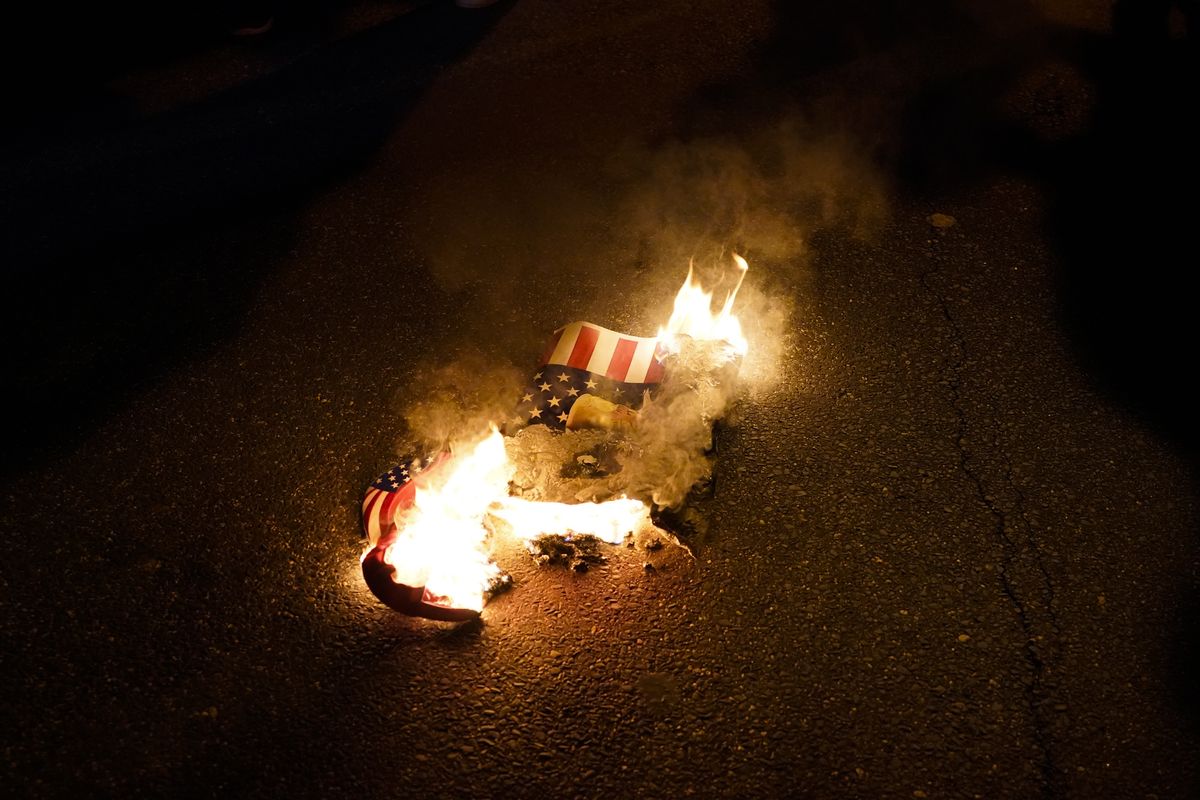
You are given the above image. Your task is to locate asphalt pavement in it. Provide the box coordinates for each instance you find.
[3,1,1199,797]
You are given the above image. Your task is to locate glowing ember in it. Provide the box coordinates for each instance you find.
[656,253,749,356]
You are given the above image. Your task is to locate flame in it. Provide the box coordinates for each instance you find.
[380,429,650,612]
[490,497,650,544]
[371,255,753,614]
[657,252,749,356]
[381,428,510,611]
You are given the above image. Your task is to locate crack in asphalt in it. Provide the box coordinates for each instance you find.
[1002,448,1065,643]
[918,243,1061,798]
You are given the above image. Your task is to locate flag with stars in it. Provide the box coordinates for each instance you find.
[361,452,446,545]
[517,321,666,431]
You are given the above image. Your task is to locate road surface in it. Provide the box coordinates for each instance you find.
[4,1,1198,797]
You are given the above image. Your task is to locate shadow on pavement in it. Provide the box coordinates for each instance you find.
[1029,11,1200,737]
[0,1,514,480]
[672,0,1200,741]
[683,0,1196,464]
[774,1,1200,738]
[868,2,1199,462]
[1048,16,1198,459]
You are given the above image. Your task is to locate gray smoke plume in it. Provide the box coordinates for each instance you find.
[396,354,524,450]
[397,112,884,505]
[614,115,886,279]
[621,339,742,509]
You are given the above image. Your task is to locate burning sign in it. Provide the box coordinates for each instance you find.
[360,254,752,620]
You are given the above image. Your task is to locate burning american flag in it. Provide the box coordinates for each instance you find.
[360,254,750,620]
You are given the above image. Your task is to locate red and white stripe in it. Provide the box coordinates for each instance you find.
[361,483,413,545]
[361,455,452,545]
[539,322,665,383]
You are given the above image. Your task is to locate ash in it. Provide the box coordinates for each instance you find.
[526,534,609,572]
[484,570,515,600]
[505,425,630,504]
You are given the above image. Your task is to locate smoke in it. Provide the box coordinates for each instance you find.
[396,354,524,451]
[410,112,884,324]
[615,115,885,276]
[623,341,742,509]
[398,110,884,505]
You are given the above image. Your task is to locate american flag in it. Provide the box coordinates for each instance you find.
[361,452,444,545]
[517,320,665,430]
[362,322,667,541]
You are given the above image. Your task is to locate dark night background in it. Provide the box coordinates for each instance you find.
[3,1,1198,797]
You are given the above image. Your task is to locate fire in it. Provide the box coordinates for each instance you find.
[370,255,752,616]
[380,428,510,611]
[379,428,650,612]
[656,252,749,356]
[490,497,650,544]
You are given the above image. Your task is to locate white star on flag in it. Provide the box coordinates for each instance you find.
[516,320,667,431]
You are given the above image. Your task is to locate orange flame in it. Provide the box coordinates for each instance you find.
[657,253,749,356]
